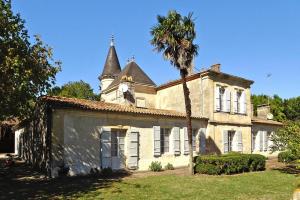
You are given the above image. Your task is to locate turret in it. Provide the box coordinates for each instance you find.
[99,36,121,91]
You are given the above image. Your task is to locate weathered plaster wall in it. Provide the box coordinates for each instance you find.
[210,77,252,124]
[134,92,156,108]
[252,123,281,156]
[206,123,252,154]
[156,78,202,116]
[51,109,207,175]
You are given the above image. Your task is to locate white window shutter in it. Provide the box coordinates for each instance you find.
[263,131,268,151]
[199,128,206,154]
[226,89,231,112]
[243,91,247,114]
[259,131,264,152]
[240,91,247,114]
[215,86,220,111]
[100,127,111,169]
[251,131,255,152]
[128,128,139,169]
[268,132,274,151]
[234,90,238,113]
[184,127,189,155]
[153,126,161,156]
[223,130,229,153]
[173,127,180,155]
[237,131,243,152]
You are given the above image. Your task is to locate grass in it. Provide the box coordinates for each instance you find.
[67,170,299,200]
[1,158,299,200]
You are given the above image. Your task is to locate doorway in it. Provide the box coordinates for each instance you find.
[101,129,126,170]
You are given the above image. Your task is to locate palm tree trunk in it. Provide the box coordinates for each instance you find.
[180,69,194,175]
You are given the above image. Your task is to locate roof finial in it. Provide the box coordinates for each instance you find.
[110,34,114,46]
[131,55,135,62]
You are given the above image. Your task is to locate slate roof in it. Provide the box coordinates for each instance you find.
[106,61,156,91]
[42,96,204,119]
[99,45,121,80]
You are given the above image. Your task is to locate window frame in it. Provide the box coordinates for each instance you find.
[160,128,171,154]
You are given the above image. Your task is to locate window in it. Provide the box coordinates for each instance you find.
[192,129,197,151]
[111,132,118,157]
[253,130,272,152]
[160,128,170,153]
[228,131,235,152]
[216,86,231,112]
[111,131,125,157]
[236,90,242,113]
[136,98,146,108]
[234,89,246,114]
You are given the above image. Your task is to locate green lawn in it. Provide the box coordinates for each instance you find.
[68,170,299,200]
[1,159,299,200]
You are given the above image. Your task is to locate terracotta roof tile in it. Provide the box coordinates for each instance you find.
[42,96,204,119]
[251,117,283,126]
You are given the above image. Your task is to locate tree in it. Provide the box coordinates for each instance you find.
[0,0,61,120]
[150,10,198,175]
[284,97,300,121]
[251,94,286,122]
[271,120,300,157]
[48,80,99,100]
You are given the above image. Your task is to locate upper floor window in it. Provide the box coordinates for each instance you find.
[234,89,247,114]
[215,85,231,112]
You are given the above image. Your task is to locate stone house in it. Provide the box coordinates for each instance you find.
[14,39,282,177]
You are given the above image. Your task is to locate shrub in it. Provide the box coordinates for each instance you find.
[164,163,174,170]
[278,151,298,163]
[101,167,113,177]
[195,163,221,175]
[248,154,266,171]
[149,161,162,172]
[194,153,266,175]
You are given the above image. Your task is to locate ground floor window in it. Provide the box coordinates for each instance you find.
[160,128,170,154]
[224,130,242,153]
[111,130,125,157]
[192,129,197,151]
[252,130,272,152]
[228,131,235,152]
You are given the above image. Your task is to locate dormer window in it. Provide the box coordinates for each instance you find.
[136,97,146,108]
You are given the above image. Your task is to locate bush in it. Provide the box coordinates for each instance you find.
[195,163,221,175]
[101,167,113,177]
[194,153,266,175]
[149,161,162,172]
[164,163,174,170]
[278,151,298,163]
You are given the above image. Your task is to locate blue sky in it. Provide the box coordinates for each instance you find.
[12,0,300,98]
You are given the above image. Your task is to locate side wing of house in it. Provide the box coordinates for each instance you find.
[51,108,208,176]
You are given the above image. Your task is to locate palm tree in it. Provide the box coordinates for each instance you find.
[150,10,198,175]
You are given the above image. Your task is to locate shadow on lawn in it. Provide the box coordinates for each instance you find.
[273,165,300,176]
[0,158,130,200]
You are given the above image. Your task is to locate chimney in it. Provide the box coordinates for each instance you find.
[210,64,221,72]
[257,104,271,119]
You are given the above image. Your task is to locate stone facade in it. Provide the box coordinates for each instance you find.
[50,109,207,176]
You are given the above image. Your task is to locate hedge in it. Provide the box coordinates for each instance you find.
[194,153,266,175]
[278,151,299,163]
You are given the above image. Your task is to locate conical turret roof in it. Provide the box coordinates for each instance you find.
[99,41,121,80]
